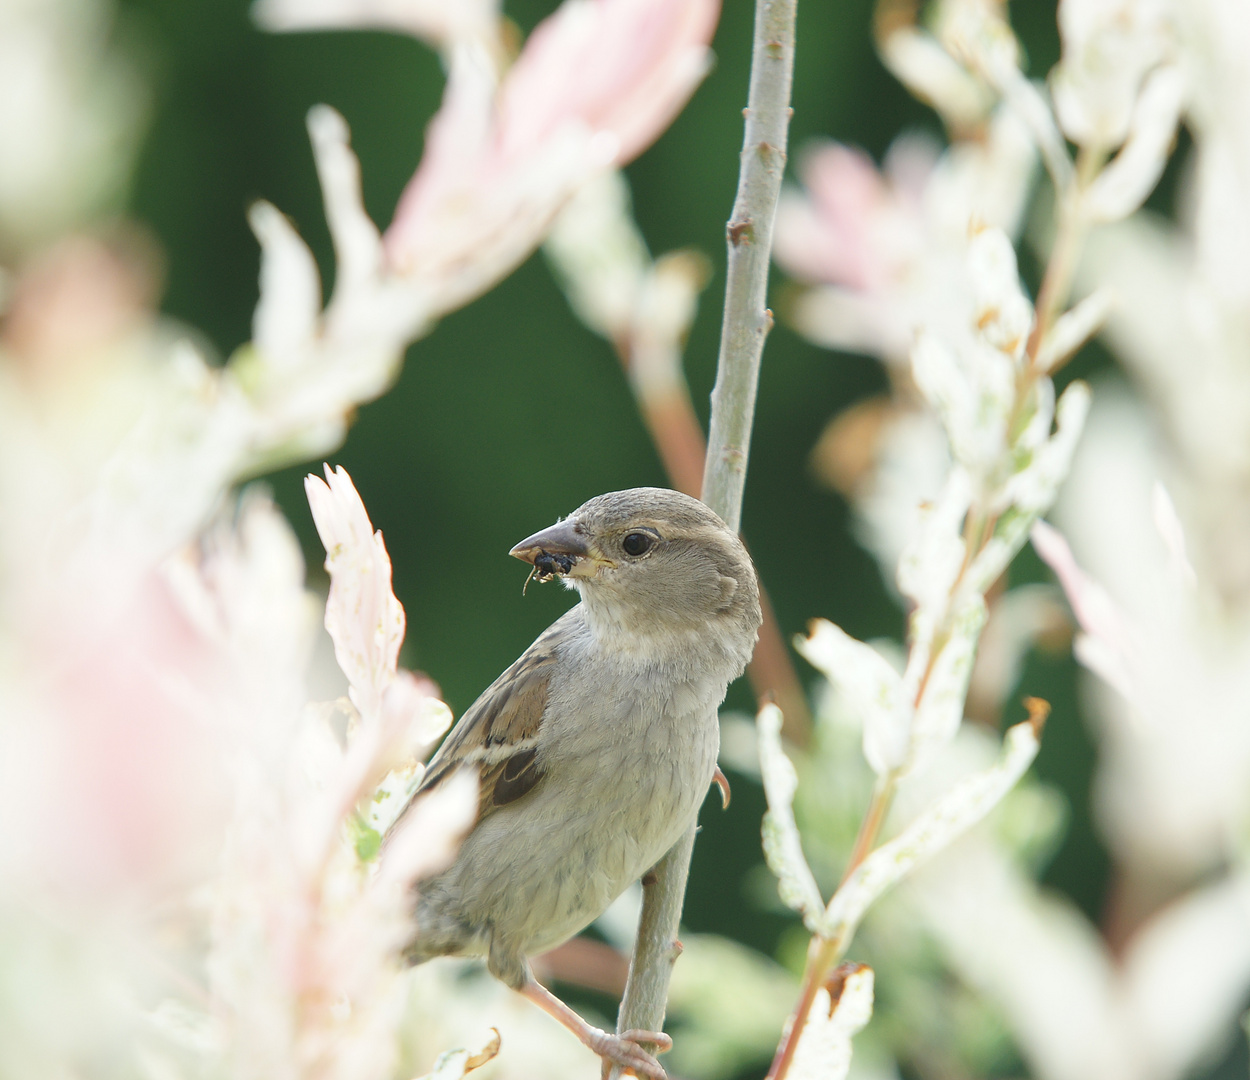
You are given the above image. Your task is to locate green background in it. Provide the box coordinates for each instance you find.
[108,2,1241,1078]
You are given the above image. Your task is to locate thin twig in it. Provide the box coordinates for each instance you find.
[611,0,797,1070]
[701,0,798,533]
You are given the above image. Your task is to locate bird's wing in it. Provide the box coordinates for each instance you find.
[401,611,577,827]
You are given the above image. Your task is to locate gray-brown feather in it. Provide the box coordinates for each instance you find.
[411,626,555,824]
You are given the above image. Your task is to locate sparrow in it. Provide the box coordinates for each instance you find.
[394,487,761,1079]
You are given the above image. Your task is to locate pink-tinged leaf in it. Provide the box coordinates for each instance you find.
[1030,519,1140,706]
[305,464,405,720]
[384,0,719,304]
[773,140,929,294]
[497,0,717,167]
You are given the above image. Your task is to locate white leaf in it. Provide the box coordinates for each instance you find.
[912,333,1014,475]
[797,621,911,776]
[1037,289,1114,373]
[909,838,1123,1080]
[253,0,500,49]
[544,168,649,341]
[1121,871,1250,1080]
[1085,65,1186,224]
[379,768,478,889]
[968,227,1032,357]
[993,64,1074,191]
[878,26,994,129]
[967,583,1068,716]
[629,250,709,401]
[756,703,826,930]
[384,676,453,757]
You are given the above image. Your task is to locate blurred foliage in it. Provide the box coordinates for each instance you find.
[113,0,1151,1066]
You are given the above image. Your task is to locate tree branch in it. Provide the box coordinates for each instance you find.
[700,0,797,532]
[611,0,797,1070]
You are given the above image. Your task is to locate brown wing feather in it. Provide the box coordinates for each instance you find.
[395,611,578,831]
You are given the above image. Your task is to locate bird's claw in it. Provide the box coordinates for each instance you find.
[589,1027,670,1080]
[619,1029,673,1054]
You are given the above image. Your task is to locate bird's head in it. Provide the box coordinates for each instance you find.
[509,488,761,656]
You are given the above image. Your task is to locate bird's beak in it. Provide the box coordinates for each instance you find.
[510,519,592,568]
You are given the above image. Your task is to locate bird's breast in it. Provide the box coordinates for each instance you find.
[414,624,732,963]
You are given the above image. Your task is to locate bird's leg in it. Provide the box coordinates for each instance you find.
[519,977,672,1080]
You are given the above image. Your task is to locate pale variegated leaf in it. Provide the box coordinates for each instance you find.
[912,332,1014,476]
[972,381,1091,593]
[897,466,971,611]
[907,594,987,772]
[757,703,826,929]
[544,169,650,341]
[818,718,1042,941]
[1001,380,1091,514]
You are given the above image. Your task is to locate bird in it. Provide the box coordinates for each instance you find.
[393,487,761,1079]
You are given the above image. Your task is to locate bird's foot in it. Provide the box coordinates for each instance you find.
[520,977,671,1080]
[590,1028,671,1080]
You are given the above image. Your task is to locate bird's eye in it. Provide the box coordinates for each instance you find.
[622,532,654,557]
